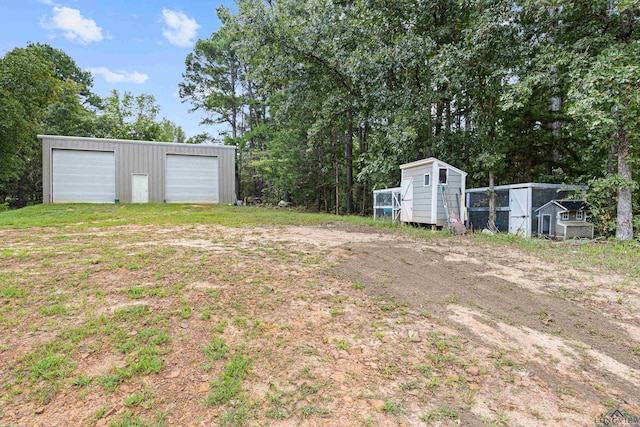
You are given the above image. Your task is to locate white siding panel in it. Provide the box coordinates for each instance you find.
[166,154,219,203]
[52,149,115,203]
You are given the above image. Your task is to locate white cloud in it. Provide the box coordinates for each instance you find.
[41,6,103,44]
[161,8,200,47]
[87,67,148,84]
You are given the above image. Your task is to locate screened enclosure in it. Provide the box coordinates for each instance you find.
[373,187,401,221]
[465,183,588,237]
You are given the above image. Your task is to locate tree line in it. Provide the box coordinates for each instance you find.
[180,0,639,239]
[0,43,188,208]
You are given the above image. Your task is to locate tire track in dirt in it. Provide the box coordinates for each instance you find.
[332,237,640,419]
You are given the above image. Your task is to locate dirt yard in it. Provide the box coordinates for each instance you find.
[0,221,638,426]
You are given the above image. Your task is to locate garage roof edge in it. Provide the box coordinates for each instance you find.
[37,135,236,150]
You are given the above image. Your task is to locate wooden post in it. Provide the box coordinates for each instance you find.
[488,172,497,231]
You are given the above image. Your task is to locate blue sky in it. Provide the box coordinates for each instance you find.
[0,0,236,139]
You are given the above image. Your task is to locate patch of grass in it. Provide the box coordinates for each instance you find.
[220,406,250,427]
[71,373,92,387]
[179,305,192,319]
[383,399,404,414]
[538,309,548,321]
[129,353,164,375]
[476,233,640,279]
[265,386,294,420]
[92,406,109,423]
[445,294,459,304]
[114,305,149,321]
[233,317,248,328]
[216,320,228,333]
[334,338,348,351]
[399,380,419,391]
[489,349,519,370]
[527,407,545,420]
[108,410,163,427]
[202,352,251,406]
[0,203,376,230]
[203,337,229,368]
[0,285,28,299]
[124,389,155,409]
[420,405,459,423]
[97,370,128,392]
[127,287,145,299]
[38,303,70,316]
[28,350,77,382]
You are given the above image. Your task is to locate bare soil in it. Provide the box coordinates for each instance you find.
[0,223,638,427]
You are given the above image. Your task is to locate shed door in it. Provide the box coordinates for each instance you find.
[52,149,115,203]
[165,154,219,203]
[132,174,149,203]
[509,188,529,236]
[400,177,413,222]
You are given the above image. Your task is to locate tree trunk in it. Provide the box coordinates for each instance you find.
[616,128,633,240]
[345,110,354,214]
[323,183,328,213]
[335,148,339,215]
[355,124,365,214]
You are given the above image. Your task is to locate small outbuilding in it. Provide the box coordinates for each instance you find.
[399,158,467,228]
[465,183,588,238]
[39,135,236,204]
[536,200,593,240]
[373,187,401,221]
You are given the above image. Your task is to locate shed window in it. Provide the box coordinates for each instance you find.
[576,211,584,221]
[423,173,431,186]
[438,168,448,185]
[560,212,569,221]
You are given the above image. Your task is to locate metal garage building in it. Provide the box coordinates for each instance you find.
[39,135,236,204]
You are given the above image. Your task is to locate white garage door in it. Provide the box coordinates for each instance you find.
[165,154,219,203]
[52,149,115,203]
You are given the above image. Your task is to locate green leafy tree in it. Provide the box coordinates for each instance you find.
[0,47,59,205]
[94,90,185,143]
[26,43,101,108]
[569,43,640,240]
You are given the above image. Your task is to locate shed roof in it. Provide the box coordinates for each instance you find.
[466,182,588,193]
[37,134,236,150]
[399,157,467,176]
[536,200,591,213]
[373,187,401,193]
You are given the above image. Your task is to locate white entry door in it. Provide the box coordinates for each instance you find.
[400,177,413,222]
[509,188,529,237]
[132,174,149,203]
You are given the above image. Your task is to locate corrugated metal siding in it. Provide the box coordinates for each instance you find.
[40,136,236,204]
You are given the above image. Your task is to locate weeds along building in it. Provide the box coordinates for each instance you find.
[39,135,236,204]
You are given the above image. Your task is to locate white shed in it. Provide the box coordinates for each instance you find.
[399,158,467,228]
